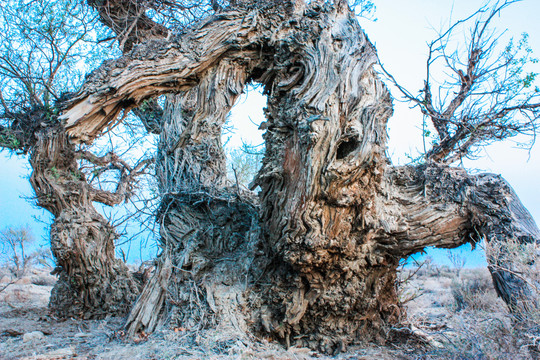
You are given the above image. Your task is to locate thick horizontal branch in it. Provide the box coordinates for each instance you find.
[379,164,539,253]
[60,5,294,143]
[376,163,539,313]
[375,165,474,256]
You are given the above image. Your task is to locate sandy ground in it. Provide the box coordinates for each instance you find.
[0,266,534,359]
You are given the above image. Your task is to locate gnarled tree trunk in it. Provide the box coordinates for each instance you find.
[126,58,261,336]
[62,0,540,352]
[29,126,140,318]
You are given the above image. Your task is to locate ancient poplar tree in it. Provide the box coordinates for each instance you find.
[60,0,540,352]
[2,0,539,353]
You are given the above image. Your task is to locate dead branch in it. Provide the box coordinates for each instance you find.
[59,8,279,142]
[77,150,155,206]
[379,0,540,164]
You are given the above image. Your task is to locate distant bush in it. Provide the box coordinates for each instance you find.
[0,226,54,279]
[436,266,540,359]
[0,225,35,277]
[450,277,493,312]
[226,142,263,189]
[30,274,56,286]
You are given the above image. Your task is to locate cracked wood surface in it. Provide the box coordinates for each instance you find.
[61,6,284,142]
[59,0,540,353]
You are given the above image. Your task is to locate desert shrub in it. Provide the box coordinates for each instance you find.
[427,272,527,359]
[30,275,56,286]
[447,250,467,277]
[226,143,263,188]
[450,277,494,312]
[431,311,526,360]
[0,226,35,277]
[485,238,540,344]
[435,239,540,359]
[409,256,443,278]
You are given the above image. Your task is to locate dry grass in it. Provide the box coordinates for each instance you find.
[399,261,540,360]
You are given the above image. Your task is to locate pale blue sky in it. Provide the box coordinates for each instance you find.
[1,0,539,267]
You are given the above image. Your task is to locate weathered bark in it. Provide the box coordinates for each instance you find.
[124,252,172,334]
[62,0,540,352]
[126,55,262,336]
[29,126,140,318]
[246,4,401,350]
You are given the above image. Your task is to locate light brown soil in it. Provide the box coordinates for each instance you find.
[0,266,535,359]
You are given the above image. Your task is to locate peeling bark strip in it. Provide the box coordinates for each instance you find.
[63,0,539,353]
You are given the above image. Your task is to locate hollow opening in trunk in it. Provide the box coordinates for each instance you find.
[223,84,267,190]
[336,136,360,159]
